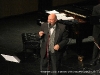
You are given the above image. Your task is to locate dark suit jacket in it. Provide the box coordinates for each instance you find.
[39,22,69,58]
[92,4,100,44]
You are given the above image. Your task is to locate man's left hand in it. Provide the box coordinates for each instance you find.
[54,44,60,51]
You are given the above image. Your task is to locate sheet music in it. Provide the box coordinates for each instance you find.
[56,13,74,20]
[1,54,20,63]
[57,16,74,20]
[45,10,74,20]
[46,10,59,14]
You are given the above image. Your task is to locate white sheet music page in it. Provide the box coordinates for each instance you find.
[45,10,59,14]
[1,54,20,63]
[56,13,74,20]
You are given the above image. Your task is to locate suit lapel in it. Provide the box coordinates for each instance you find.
[54,24,60,44]
[44,23,49,34]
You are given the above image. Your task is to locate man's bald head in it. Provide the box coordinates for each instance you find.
[48,13,57,26]
[48,13,57,20]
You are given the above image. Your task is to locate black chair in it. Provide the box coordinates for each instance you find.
[22,33,40,59]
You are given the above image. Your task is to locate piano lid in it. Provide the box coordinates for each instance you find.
[57,1,96,18]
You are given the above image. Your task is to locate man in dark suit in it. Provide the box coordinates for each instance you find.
[38,13,69,75]
[90,1,100,66]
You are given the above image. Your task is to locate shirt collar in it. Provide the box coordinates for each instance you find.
[48,23,56,29]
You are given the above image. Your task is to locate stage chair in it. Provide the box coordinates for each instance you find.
[21,33,40,60]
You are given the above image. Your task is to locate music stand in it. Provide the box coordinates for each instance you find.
[1,54,20,75]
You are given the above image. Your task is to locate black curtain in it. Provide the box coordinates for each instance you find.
[38,0,52,11]
[88,0,99,5]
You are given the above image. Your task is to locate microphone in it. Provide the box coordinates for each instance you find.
[48,23,51,35]
[48,23,51,28]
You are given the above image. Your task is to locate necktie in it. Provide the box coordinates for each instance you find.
[46,32,50,58]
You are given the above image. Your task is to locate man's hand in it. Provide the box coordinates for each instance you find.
[54,44,60,51]
[39,31,44,37]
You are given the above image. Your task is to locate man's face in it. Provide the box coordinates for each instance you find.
[47,14,57,25]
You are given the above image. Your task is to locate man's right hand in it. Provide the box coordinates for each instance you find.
[39,31,44,37]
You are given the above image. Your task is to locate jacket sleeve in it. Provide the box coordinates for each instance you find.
[58,26,69,49]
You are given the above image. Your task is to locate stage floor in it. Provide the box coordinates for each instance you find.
[0,11,99,75]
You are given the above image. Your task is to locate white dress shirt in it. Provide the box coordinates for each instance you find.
[49,24,56,35]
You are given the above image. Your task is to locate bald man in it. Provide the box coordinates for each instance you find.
[39,13,69,75]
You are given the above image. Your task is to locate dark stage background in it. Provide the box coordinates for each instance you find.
[0,0,100,75]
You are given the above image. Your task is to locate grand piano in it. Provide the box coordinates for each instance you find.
[37,1,96,39]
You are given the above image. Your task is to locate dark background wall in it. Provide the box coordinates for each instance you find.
[0,0,97,18]
[52,0,85,6]
[0,0,38,18]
